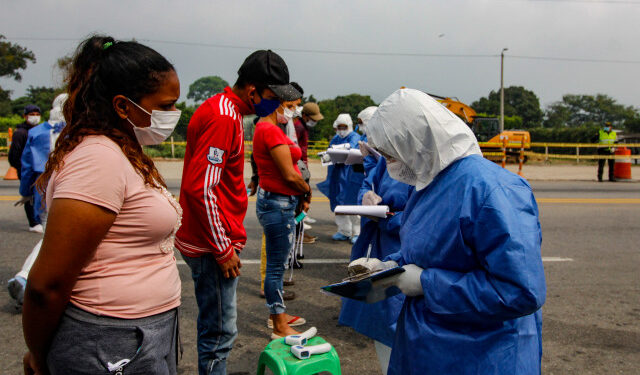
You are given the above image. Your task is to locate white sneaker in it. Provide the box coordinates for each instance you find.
[304,216,317,224]
[29,224,43,234]
[303,223,312,231]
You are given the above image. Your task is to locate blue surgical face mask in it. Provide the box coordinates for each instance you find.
[253,93,280,117]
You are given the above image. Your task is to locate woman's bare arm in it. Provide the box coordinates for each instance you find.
[23,198,116,372]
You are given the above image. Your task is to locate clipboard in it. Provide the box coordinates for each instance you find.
[321,266,405,302]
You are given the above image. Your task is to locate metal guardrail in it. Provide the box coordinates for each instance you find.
[146,139,640,162]
[0,132,9,152]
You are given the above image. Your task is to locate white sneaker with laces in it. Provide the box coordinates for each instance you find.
[29,224,44,234]
[303,223,312,231]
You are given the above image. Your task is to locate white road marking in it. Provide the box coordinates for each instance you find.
[541,257,573,262]
[176,257,573,265]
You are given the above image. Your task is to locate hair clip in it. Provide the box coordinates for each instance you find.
[103,42,113,50]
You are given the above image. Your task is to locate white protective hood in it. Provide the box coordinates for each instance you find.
[366,88,481,191]
[357,106,378,126]
[49,93,68,124]
[332,113,353,132]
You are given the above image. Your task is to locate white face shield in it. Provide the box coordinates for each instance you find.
[366,89,481,191]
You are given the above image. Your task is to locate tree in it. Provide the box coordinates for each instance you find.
[11,86,60,116]
[55,54,73,83]
[0,35,36,81]
[0,35,36,116]
[310,94,376,141]
[187,76,228,103]
[172,102,196,140]
[471,86,543,128]
[543,94,638,128]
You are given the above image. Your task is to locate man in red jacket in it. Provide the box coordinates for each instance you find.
[176,50,300,375]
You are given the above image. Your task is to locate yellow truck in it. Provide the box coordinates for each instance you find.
[429,94,530,161]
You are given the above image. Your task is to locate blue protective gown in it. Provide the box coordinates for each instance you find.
[386,154,546,375]
[317,131,364,210]
[339,158,413,346]
[359,134,378,176]
[20,122,57,221]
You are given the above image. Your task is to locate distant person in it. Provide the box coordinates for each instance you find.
[9,104,43,233]
[22,36,182,375]
[356,106,378,175]
[175,49,299,375]
[353,89,546,375]
[294,102,324,165]
[7,93,68,309]
[317,113,365,244]
[596,121,617,182]
[253,97,312,339]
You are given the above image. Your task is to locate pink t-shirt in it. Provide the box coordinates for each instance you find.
[46,136,181,319]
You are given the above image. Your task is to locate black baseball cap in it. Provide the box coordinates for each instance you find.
[238,50,301,101]
[24,104,41,115]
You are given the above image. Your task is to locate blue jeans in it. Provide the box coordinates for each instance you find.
[181,253,238,375]
[256,188,297,315]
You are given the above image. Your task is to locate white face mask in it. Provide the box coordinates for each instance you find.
[277,107,294,124]
[306,119,317,128]
[387,159,418,186]
[26,115,41,126]
[126,98,181,146]
[294,106,303,118]
[337,129,349,138]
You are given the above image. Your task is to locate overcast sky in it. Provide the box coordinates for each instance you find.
[2,0,639,110]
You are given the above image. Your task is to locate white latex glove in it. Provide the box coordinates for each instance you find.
[362,190,382,206]
[396,264,424,297]
[348,258,397,277]
[358,141,370,157]
[320,153,332,163]
[14,196,33,207]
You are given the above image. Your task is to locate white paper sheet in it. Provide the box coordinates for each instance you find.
[326,149,350,164]
[344,149,364,165]
[334,205,390,218]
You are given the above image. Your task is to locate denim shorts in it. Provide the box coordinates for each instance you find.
[256,188,298,314]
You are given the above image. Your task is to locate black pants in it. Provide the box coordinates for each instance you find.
[17,174,40,227]
[597,148,615,181]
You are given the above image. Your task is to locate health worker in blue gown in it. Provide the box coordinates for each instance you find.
[354,88,546,375]
[339,155,413,375]
[317,113,364,244]
[8,94,68,308]
[355,106,378,176]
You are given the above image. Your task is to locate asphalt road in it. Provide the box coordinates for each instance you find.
[0,179,639,374]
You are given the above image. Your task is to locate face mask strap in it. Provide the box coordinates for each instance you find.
[126,97,151,116]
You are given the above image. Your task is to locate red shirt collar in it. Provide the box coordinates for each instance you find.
[223,86,253,116]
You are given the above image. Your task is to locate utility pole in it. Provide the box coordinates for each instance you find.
[500,47,508,134]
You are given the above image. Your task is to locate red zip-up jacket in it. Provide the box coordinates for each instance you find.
[175,87,252,264]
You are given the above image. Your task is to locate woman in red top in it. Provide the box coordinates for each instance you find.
[253,99,312,338]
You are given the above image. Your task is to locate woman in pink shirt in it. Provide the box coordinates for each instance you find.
[22,35,183,374]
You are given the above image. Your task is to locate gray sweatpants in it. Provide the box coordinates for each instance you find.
[47,304,179,375]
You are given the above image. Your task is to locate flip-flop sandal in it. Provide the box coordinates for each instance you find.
[267,316,306,329]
